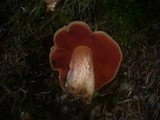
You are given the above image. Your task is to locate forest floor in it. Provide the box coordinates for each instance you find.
[0,0,160,120]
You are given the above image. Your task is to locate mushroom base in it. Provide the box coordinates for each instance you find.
[65,46,95,103]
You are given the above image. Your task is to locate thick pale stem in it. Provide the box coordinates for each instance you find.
[65,46,95,103]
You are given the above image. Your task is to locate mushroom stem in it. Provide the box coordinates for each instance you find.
[65,46,95,103]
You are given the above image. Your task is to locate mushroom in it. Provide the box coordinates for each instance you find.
[49,21,122,103]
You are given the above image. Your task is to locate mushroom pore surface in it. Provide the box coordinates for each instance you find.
[49,21,122,103]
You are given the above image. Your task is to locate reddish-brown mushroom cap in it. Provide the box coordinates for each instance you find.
[50,21,122,90]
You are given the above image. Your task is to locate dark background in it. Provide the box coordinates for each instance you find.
[0,0,160,120]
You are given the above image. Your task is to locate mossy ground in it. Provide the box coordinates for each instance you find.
[0,0,160,120]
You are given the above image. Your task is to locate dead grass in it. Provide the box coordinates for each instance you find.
[0,0,160,120]
[94,25,160,120]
